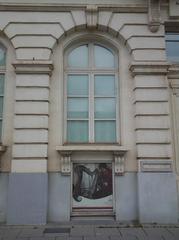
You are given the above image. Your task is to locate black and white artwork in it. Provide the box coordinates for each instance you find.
[73,163,113,208]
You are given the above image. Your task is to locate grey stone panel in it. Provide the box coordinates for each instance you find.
[48,173,71,222]
[0,173,8,223]
[7,173,48,225]
[115,172,138,221]
[138,172,178,224]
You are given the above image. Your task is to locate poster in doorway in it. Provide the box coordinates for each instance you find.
[73,163,113,208]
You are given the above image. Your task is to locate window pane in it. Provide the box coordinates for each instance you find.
[67,75,88,96]
[67,120,88,142]
[0,75,4,95]
[95,121,116,142]
[95,98,116,119]
[0,97,3,118]
[67,98,88,118]
[166,41,179,62]
[0,47,6,66]
[94,45,114,68]
[165,34,179,41]
[68,45,88,68]
[95,75,115,96]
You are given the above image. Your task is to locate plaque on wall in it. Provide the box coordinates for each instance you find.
[170,0,179,17]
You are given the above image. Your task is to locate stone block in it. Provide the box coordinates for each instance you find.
[132,49,166,61]
[71,10,86,26]
[11,159,47,173]
[7,173,48,224]
[115,173,138,221]
[16,48,52,60]
[16,74,49,87]
[0,174,8,223]
[138,172,178,223]
[135,102,169,115]
[5,22,64,39]
[134,89,168,102]
[119,25,164,40]
[15,102,49,114]
[98,11,112,28]
[12,144,48,158]
[128,37,165,50]
[135,116,170,129]
[16,88,49,101]
[14,129,48,143]
[48,173,71,222]
[136,130,170,143]
[137,144,172,158]
[12,35,56,49]
[110,13,147,32]
[134,75,168,88]
[14,115,48,129]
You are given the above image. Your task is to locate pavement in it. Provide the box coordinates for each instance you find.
[0,222,179,240]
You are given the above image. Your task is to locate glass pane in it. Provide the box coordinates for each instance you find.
[67,75,88,96]
[0,97,3,118]
[0,47,6,66]
[95,75,115,96]
[67,120,88,142]
[95,98,116,119]
[165,34,179,41]
[67,98,88,118]
[68,45,88,68]
[94,45,115,68]
[166,41,179,62]
[95,121,116,142]
[0,75,4,95]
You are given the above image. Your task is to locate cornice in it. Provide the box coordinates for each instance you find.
[0,3,147,12]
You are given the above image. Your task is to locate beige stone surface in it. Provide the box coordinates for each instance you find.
[135,102,169,115]
[134,89,169,102]
[16,74,50,87]
[14,129,48,143]
[11,159,47,173]
[135,115,170,129]
[12,144,48,158]
[15,102,49,114]
[14,115,48,129]
[15,88,49,101]
[136,130,171,143]
[137,144,172,158]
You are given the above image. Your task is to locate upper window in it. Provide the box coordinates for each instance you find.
[166,33,179,62]
[0,44,6,141]
[65,42,118,143]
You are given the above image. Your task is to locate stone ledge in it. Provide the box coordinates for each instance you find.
[129,61,170,76]
[12,60,53,75]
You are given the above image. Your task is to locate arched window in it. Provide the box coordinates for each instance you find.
[65,42,118,143]
[0,44,6,141]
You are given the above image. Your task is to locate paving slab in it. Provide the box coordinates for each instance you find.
[70,226,95,236]
[143,227,174,239]
[19,228,44,237]
[95,226,120,236]
[119,227,146,240]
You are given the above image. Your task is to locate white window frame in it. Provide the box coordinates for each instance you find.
[64,40,119,144]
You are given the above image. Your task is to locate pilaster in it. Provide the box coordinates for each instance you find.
[7,60,53,225]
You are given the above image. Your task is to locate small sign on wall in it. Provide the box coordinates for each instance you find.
[170,0,179,17]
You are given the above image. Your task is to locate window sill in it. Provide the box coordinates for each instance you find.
[56,144,127,153]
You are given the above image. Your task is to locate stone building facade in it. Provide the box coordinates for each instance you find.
[0,0,179,224]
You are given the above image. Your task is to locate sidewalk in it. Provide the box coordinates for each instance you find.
[0,223,179,240]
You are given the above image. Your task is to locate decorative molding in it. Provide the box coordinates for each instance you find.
[86,5,98,30]
[60,151,72,175]
[12,60,54,75]
[130,61,170,76]
[139,160,173,172]
[113,151,127,176]
[168,65,179,96]
[148,0,161,33]
[56,145,127,175]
